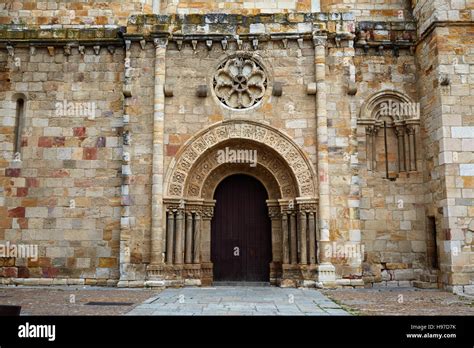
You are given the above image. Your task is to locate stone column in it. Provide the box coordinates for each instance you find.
[313,33,335,283]
[299,211,307,265]
[395,125,406,172]
[193,213,201,264]
[200,200,215,286]
[365,125,375,171]
[150,37,168,266]
[174,210,184,265]
[267,200,282,285]
[290,212,297,265]
[185,212,193,264]
[118,39,133,287]
[308,212,316,265]
[281,212,290,264]
[166,210,174,264]
[407,125,416,171]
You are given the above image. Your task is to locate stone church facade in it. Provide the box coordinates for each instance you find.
[0,0,473,294]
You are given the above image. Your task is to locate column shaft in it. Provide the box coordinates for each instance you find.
[290,213,297,265]
[193,214,201,264]
[299,212,307,265]
[150,38,167,264]
[166,211,174,264]
[185,212,193,264]
[397,127,406,172]
[308,212,316,264]
[174,210,184,264]
[314,35,331,264]
[282,213,290,264]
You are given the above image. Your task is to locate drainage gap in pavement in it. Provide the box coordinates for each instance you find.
[85,302,133,306]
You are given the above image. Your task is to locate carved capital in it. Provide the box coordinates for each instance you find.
[406,125,415,135]
[268,206,281,219]
[154,37,168,49]
[394,125,405,137]
[201,206,214,219]
[296,198,318,213]
[312,35,327,47]
[365,125,376,135]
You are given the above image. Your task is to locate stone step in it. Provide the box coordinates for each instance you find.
[420,274,438,283]
[213,281,271,287]
[413,281,439,289]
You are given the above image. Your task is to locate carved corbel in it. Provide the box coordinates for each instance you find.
[6,44,14,57]
[221,38,228,50]
[252,39,258,50]
[64,44,72,56]
[297,38,304,49]
[236,38,243,50]
[206,40,213,51]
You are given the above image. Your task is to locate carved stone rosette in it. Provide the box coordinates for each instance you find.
[213,56,267,109]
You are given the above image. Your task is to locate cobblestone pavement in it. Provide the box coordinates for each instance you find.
[0,286,160,316]
[321,288,474,316]
[3,286,471,316]
[126,286,349,316]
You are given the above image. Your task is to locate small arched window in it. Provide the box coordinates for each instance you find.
[13,95,25,160]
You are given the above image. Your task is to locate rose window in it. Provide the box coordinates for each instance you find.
[213,56,267,109]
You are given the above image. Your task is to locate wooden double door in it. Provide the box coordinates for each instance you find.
[211,174,272,282]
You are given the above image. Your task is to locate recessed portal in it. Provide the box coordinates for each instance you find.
[211,174,271,282]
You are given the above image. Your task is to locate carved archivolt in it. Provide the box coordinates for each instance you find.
[213,56,267,109]
[165,120,317,199]
[200,162,284,200]
[359,90,419,124]
[186,141,296,199]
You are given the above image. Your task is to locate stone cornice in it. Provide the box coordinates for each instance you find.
[354,21,417,54]
[0,26,123,47]
[125,12,355,42]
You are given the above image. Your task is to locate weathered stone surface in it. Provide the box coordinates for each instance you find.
[0,0,472,293]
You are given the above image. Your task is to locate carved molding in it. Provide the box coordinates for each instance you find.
[164,120,317,199]
[358,89,420,125]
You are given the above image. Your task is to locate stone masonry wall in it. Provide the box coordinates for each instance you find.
[0,45,124,285]
[322,0,414,21]
[0,0,153,26]
[356,51,425,286]
[161,0,312,14]
[417,24,474,292]
[0,0,473,291]
[121,42,155,281]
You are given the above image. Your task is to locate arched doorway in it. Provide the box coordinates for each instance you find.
[211,174,271,282]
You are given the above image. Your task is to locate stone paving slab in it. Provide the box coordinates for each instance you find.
[126,287,350,316]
